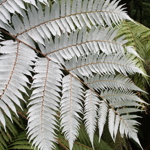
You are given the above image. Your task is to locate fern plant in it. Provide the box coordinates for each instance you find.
[0,0,148,150]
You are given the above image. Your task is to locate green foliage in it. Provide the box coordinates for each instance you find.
[8,132,35,150]
[117,21,150,96]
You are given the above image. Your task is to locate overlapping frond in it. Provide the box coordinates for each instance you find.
[120,21,150,64]
[98,90,145,147]
[101,90,146,104]
[65,53,144,78]
[27,58,62,150]
[37,26,128,64]
[117,20,150,93]
[2,0,132,45]
[84,74,145,92]
[60,74,84,150]
[117,21,145,58]
[84,89,99,147]
[0,40,36,128]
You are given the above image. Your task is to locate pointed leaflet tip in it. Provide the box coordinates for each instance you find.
[98,101,108,142]
[130,132,143,150]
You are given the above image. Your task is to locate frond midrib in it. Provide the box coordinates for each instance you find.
[68,61,132,71]
[69,75,73,131]
[40,60,50,143]
[46,40,122,56]
[67,71,124,126]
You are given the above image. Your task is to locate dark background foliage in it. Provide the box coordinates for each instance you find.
[119,0,150,28]
[118,0,150,149]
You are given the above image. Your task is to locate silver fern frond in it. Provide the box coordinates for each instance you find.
[0,40,36,128]
[65,53,145,78]
[101,90,146,104]
[2,0,132,45]
[27,58,62,150]
[60,74,84,150]
[37,26,127,63]
[84,89,99,148]
[83,74,145,92]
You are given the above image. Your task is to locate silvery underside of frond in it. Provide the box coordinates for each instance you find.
[0,0,147,150]
[0,40,36,128]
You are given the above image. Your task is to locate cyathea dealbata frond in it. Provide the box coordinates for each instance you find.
[0,0,147,150]
[0,40,36,128]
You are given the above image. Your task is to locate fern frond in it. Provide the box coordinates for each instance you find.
[60,74,84,150]
[83,74,144,92]
[0,118,15,150]
[37,26,128,63]
[27,58,62,150]
[93,134,114,150]
[119,118,142,149]
[101,90,146,104]
[3,0,132,44]
[65,53,145,78]
[98,90,144,147]
[84,89,99,147]
[57,134,93,150]
[0,40,36,128]
[101,122,130,150]
[57,126,114,150]
[98,103,143,148]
